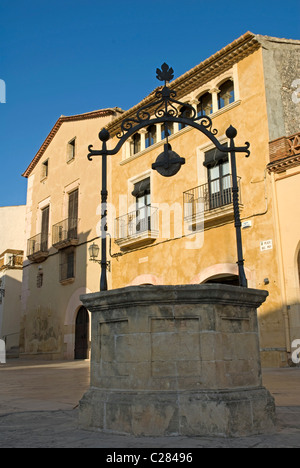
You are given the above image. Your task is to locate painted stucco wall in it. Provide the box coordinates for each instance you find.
[0,205,26,252]
[108,48,287,367]
[20,112,120,359]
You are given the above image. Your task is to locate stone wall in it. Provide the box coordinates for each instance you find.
[259,36,300,141]
[79,284,275,437]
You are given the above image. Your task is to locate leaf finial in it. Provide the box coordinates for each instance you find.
[156,63,174,83]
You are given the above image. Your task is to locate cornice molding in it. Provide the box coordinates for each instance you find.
[22,108,124,178]
[267,153,300,173]
[107,32,260,137]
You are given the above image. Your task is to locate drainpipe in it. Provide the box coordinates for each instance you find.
[270,171,291,356]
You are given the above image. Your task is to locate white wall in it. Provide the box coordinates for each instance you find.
[0,205,26,252]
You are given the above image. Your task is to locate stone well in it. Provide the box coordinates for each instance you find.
[79,284,275,437]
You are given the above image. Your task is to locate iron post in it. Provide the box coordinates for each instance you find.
[226,125,248,287]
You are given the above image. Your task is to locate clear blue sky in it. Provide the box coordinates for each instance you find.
[0,0,299,207]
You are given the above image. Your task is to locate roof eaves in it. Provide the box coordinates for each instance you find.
[22,108,123,178]
[106,31,260,136]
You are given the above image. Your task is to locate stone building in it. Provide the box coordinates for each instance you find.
[0,205,26,355]
[20,109,124,359]
[21,32,300,366]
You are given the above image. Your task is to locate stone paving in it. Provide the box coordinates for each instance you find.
[0,359,299,448]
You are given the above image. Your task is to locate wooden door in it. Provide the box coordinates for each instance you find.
[75,307,89,360]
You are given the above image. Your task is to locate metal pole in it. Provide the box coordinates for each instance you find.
[227,126,248,287]
[99,131,109,291]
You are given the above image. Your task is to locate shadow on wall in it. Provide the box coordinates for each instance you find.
[20,229,92,360]
[0,274,22,357]
[257,301,300,368]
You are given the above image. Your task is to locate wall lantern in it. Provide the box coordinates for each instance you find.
[88,242,100,262]
[89,242,111,272]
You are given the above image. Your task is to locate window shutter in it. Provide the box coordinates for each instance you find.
[68,189,78,220]
[131,178,150,197]
[41,206,49,250]
[203,144,228,167]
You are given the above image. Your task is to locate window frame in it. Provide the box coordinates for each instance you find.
[217,79,235,110]
[67,138,76,163]
[41,159,49,180]
[59,246,76,283]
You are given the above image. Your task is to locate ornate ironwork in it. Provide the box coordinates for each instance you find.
[87,63,250,291]
[115,78,218,141]
[156,63,174,82]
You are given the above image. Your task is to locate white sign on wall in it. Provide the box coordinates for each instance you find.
[260,239,273,251]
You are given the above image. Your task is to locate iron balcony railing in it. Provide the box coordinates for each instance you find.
[115,206,159,241]
[52,218,78,247]
[27,233,48,257]
[183,175,241,220]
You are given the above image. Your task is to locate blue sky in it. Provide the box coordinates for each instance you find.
[0,0,299,207]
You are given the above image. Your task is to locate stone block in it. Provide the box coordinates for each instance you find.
[79,284,275,436]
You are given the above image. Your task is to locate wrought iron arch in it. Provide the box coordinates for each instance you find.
[87,63,250,291]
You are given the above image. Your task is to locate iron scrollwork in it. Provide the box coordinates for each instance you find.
[116,63,217,140]
[87,63,250,291]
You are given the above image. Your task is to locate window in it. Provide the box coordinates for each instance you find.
[41,206,50,251]
[60,247,75,282]
[161,122,174,140]
[197,92,212,116]
[67,138,76,162]
[145,125,156,148]
[203,146,232,209]
[179,104,193,130]
[132,177,151,233]
[68,189,78,238]
[41,160,49,179]
[218,80,234,109]
[133,133,141,154]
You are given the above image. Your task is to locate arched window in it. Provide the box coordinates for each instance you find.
[145,125,156,148]
[197,92,212,116]
[179,104,193,130]
[132,133,141,154]
[218,80,234,109]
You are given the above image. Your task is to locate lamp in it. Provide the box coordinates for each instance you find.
[89,243,100,261]
[89,242,111,272]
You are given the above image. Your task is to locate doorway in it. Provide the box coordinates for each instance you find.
[204,274,240,286]
[75,306,89,360]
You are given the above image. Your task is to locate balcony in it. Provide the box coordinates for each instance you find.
[115,206,159,249]
[52,218,79,249]
[183,176,241,226]
[27,233,49,263]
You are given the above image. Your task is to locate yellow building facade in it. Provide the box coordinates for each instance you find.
[21,32,300,367]
[21,109,124,359]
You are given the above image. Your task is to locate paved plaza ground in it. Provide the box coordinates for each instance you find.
[0,359,299,448]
